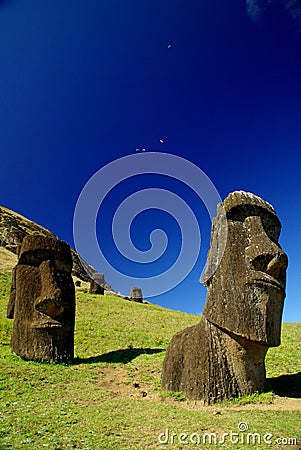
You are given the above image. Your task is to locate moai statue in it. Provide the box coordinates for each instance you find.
[162,191,288,402]
[7,234,75,363]
[130,287,143,303]
[89,273,105,295]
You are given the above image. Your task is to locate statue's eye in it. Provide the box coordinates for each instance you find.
[227,205,281,243]
[19,250,53,267]
[54,260,70,273]
[261,216,281,243]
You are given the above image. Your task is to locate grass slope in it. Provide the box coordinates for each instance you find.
[0,271,300,449]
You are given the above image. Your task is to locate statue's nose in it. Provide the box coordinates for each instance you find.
[250,252,288,285]
[244,216,288,285]
[35,260,64,319]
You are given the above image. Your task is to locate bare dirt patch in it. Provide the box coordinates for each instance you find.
[97,365,301,412]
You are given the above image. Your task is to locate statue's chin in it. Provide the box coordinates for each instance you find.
[203,278,285,348]
[242,282,285,346]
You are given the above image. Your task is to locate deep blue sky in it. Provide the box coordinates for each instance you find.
[0,0,300,321]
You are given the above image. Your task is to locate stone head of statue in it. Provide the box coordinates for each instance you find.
[89,272,105,294]
[7,234,75,362]
[130,286,143,303]
[202,191,288,347]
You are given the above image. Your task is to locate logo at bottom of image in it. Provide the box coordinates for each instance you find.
[157,423,298,446]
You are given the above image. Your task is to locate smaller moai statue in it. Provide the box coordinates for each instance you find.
[130,287,143,303]
[89,273,105,295]
[7,234,76,363]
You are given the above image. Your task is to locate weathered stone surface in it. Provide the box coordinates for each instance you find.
[130,286,143,303]
[7,234,76,363]
[89,273,105,295]
[161,191,288,402]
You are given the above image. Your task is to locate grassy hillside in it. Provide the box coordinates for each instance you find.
[0,268,300,449]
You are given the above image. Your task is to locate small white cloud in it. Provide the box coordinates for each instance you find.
[284,0,301,30]
[246,0,270,22]
[246,0,301,30]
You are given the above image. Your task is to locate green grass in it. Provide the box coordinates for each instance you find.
[0,271,300,449]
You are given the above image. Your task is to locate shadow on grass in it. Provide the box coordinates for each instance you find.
[73,347,164,364]
[267,372,301,398]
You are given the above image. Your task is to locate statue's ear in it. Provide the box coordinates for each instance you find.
[7,267,16,319]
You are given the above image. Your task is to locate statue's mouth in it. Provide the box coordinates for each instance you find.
[246,273,285,291]
[30,321,64,329]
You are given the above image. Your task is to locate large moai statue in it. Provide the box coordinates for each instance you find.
[161,191,288,403]
[89,273,105,295]
[7,234,76,363]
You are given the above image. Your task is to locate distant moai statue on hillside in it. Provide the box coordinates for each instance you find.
[130,287,143,303]
[161,191,288,403]
[7,234,76,363]
[89,273,105,295]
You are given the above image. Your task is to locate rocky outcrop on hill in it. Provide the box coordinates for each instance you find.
[0,205,94,282]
